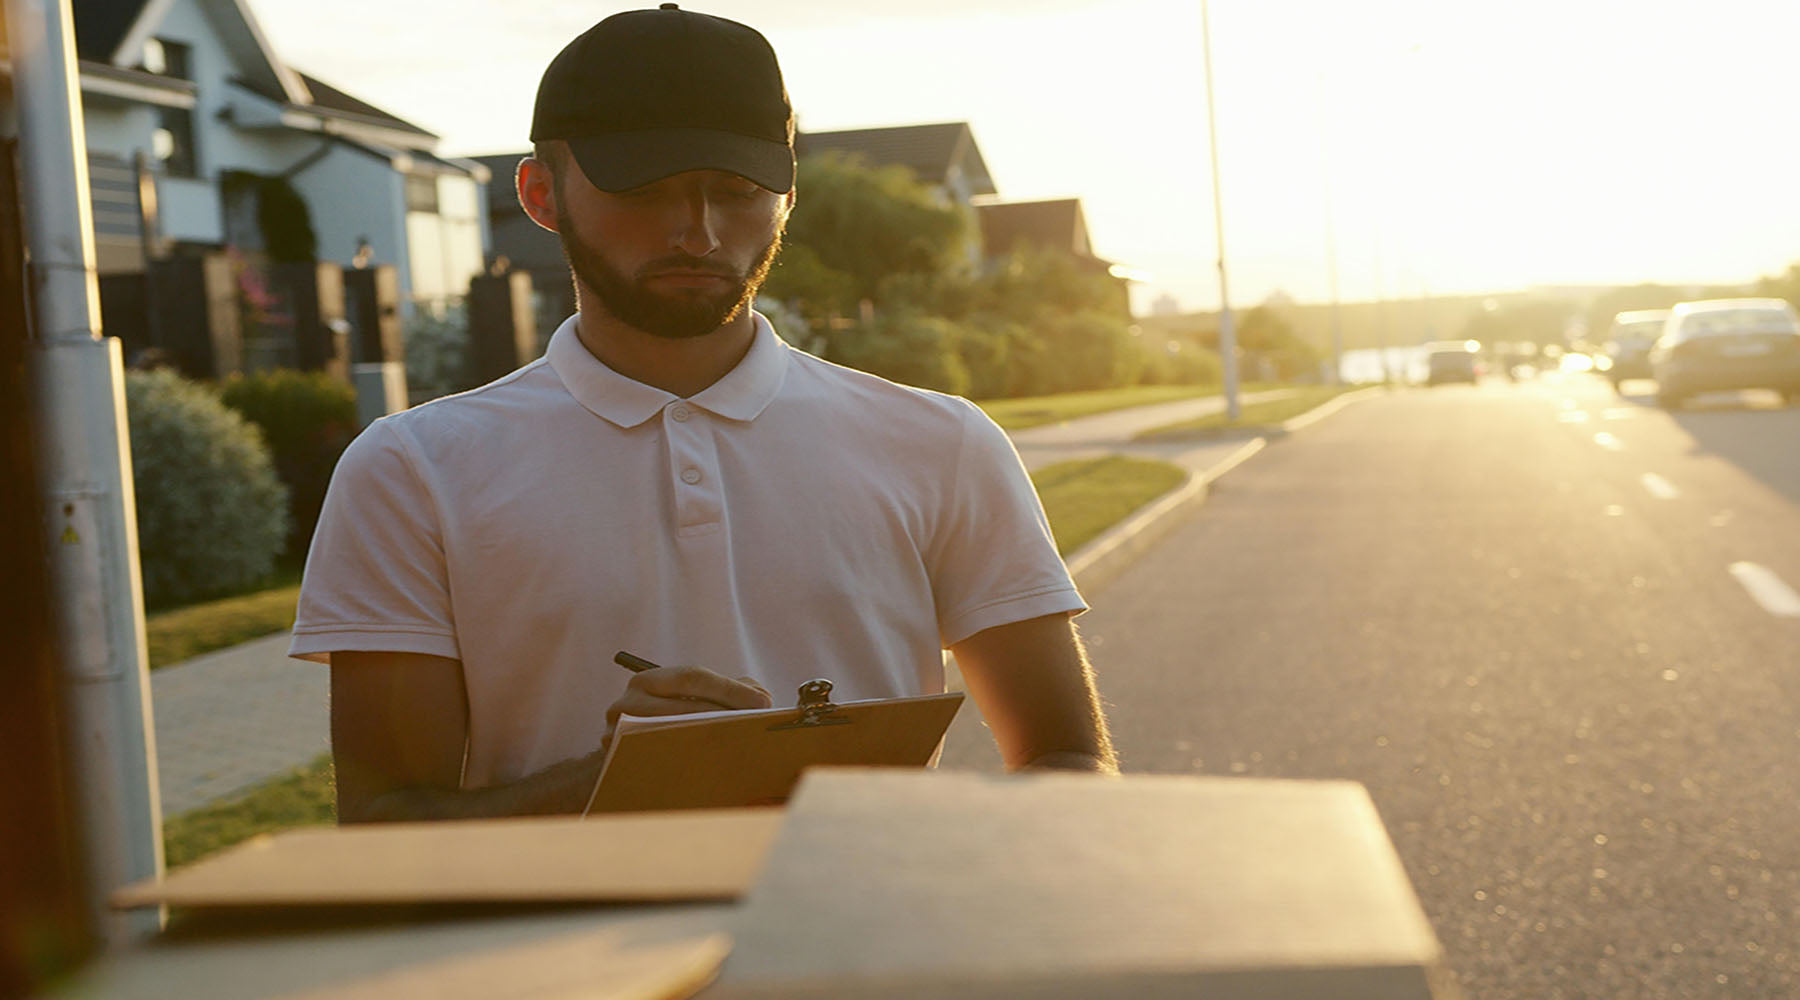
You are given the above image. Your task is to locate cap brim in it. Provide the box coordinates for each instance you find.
[565,128,794,194]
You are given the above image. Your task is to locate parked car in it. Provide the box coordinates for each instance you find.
[1649,298,1800,409]
[1601,309,1671,390]
[1423,341,1481,386]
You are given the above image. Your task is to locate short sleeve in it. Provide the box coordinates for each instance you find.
[926,400,1087,647]
[288,419,460,664]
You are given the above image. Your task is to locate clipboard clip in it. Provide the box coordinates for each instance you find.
[769,678,851,730]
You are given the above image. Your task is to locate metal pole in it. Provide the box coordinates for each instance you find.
[5,0,164,944]
[1317,73,1342,386]
[1200,0,1238,419]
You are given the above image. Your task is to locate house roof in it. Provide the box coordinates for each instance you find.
[58,0,434,144]
[977,198,1100,260]
[72,0,148,63]
[292,73,432,138]
[796,122,996,196]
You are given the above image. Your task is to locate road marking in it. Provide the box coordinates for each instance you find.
[1641,474,1679,500]
[1601,408,1636,421]
[1594,432,1622,451]
[1728,562,1800,618]
[1558,411,1591,424]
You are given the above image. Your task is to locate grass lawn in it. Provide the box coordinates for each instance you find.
[162,754,335,869]
[1031,455,1188,556]
[1132,384,1368,441]
[145,581,301,670]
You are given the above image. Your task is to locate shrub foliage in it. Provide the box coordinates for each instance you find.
[218,369,357,560]
[127,369,288,607]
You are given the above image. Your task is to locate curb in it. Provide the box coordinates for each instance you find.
[1064,437,1264,595]
[1063,384,1387,595]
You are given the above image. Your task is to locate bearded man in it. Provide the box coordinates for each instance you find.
[291,4,1116,822]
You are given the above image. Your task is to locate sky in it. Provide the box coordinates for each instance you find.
[244,0,1800,315]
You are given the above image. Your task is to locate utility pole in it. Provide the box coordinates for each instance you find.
[5,0,164,944]
[1317,72,1342,386]
[1200,0,1238,419]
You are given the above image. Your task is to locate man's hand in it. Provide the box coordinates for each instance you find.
[604,666,772,745]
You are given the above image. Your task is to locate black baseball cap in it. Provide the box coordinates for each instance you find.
[529,4,795,194]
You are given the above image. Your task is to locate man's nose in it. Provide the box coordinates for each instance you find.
[672,193,721,258]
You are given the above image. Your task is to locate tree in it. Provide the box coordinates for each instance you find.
[1234,304,1322,381]
[1458,297,1576,349]
[762,152,971,324]
[1755,261,1800,311]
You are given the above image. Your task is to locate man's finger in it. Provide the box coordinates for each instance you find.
[633,665,772,710]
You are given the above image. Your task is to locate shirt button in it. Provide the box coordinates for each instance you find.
[681,467,702,485]
[671,405,691,422]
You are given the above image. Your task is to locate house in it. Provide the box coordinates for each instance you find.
[0,0,490,363]
[469,152,574,346]
[795,121,997,210]
[976,197,1131,318]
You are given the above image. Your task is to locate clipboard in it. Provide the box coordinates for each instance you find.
[583,679,963,816]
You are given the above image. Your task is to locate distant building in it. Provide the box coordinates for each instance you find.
[1150,293,1181,317]
[469,153,574,345]
[796,121,997,209]
[975,198,1131,318]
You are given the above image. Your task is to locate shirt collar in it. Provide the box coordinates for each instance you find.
[546,311,790,428]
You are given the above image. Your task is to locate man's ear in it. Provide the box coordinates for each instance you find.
[516,157,561,234]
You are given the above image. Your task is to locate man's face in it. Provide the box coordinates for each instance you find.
[551,166,789,340]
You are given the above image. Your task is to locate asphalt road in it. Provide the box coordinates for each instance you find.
[944,372,1800,999]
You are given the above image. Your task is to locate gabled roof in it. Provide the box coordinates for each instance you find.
[977,198,1102,262]
[292,73,431,138]
[72,0,149,63]
[57,0,433,145]
[796,122,996,196]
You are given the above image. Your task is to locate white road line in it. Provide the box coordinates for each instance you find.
[1728,562,1800,618]
[1641,474,1679,500]
[1593,432,1622,451]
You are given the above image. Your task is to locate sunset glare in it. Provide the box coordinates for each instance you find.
[245,0,1800,314]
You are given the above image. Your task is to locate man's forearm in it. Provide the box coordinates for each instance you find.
[341,748,605,823]
[1022,748,1119,774]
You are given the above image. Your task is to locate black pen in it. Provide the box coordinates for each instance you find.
[614,650,665,673]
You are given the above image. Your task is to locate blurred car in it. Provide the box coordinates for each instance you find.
[1649,298,1800,408]
[1423,341,1481,385]
[1601,308,1671,390]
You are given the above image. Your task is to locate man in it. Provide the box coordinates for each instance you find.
[291,4,1116,823]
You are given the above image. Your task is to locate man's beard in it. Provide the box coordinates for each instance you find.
[557,210,782,340]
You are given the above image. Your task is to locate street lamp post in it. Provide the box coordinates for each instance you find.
[1200,0,1239,420]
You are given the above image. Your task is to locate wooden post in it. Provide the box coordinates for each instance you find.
[467,270,536,384]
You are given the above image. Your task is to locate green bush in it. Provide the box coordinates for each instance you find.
[127,369,289,608]
[827,312,971,396]
[405,299,474,402]
[218,369,357,561]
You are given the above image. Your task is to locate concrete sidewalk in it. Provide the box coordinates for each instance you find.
[151,633,327,817]
[147,388,1363,818]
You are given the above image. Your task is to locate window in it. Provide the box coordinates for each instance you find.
[141,38,192,81]
[153,107,198,178]
[404,173,440,213]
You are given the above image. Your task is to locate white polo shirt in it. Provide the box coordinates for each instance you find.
[291,313,1084,787]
